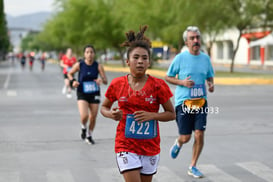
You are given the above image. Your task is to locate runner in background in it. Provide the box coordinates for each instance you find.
[60,48,77,98]
[28,52,35,71]
[67,45,107,144]
[165,26,215,178]
[20,53,26,70]
[40,52,47,71]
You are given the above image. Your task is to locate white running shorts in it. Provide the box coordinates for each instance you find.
[116,152,160,175]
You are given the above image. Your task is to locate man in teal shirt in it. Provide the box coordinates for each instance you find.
[165,26,214,178]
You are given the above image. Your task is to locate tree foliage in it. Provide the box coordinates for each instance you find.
[24,0,273,70]
[0,0,10,59]
[220,0,268,72]
[21,31,40,51]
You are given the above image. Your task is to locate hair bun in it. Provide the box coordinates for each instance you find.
[121,25,151,48]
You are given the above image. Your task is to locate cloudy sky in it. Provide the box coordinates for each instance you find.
[4,0,55,16]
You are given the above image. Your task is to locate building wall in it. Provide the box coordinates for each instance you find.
[208,29,248,65]
[205,29,273,66]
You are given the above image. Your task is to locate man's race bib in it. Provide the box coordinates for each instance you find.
[83,81,99,94]
[189,84,206,98]
[125,114,157,139]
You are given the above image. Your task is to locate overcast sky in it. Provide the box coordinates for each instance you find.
[4,0,54,16]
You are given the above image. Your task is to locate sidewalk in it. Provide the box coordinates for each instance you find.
[104,66,273,85]
[212,63,273,74]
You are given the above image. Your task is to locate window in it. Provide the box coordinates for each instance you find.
[251,46,260,61]
[227,41,233,59]
[217,42,223,59]
[267,45,273,61]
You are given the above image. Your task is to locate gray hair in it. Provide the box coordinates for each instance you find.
[183,26,201,42]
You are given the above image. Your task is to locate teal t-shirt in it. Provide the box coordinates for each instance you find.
[167,50,214,107]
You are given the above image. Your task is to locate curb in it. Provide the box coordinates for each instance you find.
[104,66,273,85]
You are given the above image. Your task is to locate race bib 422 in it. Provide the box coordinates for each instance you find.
[125,114,157,139]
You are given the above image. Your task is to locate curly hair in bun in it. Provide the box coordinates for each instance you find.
[121,25,152,59]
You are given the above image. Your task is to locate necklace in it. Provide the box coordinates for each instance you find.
[128,74,148,91]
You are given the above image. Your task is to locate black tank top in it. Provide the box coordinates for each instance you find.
[77,60,100,94]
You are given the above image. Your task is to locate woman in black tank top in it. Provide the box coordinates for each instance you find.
[67,45,108,144]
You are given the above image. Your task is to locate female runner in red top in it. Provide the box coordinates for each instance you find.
[60,48,77,98]
[100,25,175,182]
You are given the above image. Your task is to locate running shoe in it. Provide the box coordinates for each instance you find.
[170,139,181,159]
[81,128,86,140]
[188,166,204,178]
[85,136,95,145]
[66,93,72,98]
[62,86,67,94]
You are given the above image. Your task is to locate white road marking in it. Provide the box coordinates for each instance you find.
[6,90,17,96]
[0,172,20,182]
[46,170,75,182]
[237,161,273,182]
[3,71,11,89]
[95,167,123,182]
[199,164,241,182]
[154,166,185,182]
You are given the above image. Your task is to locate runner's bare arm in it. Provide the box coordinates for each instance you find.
[59,60,67,68]
[101,98,122,121]
[98,64,108,84]
[206,77,214,92]
[165,75,194,88]
[133,99,175,122]
[67,62,80,80]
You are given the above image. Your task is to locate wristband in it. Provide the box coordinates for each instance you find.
[70,78,76,87]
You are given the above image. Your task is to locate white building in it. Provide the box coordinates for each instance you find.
[204,28,273,67]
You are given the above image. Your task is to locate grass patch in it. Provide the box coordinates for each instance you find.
[215,71,273,78]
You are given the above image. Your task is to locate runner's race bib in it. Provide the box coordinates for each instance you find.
[184,84,206,110]
[189,84,206,98]
[125,114,157,139]
[66,67,72,72]
[83,81,99,94]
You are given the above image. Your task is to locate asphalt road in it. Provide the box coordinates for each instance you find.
[0,60,273,182]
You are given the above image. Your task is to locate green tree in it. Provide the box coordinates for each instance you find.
[21,31,40,51]
[221,0,266,72]
[263,0,273,29]
[32,0,273,70]
[0,0,10,60]
[35,0,126,64]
